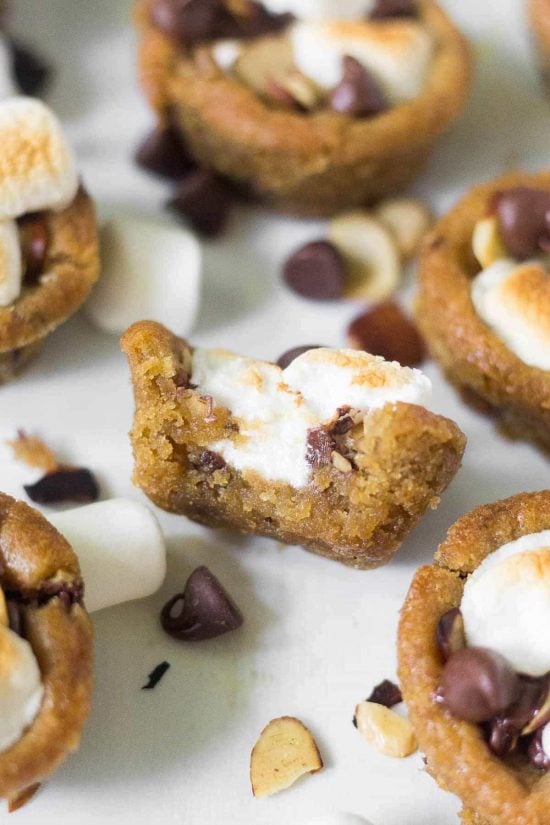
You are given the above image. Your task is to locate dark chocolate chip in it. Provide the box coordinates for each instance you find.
[495,187,550,259]
[19,213,49,285]
[136,125,195,179]
[347,301,426,367]
[168,169,232,237]
[195,450,226,473]
[436,608,465,662]
[150,0,225,47]
[487,715,519,759]
[486,675,548,757]
[330,407,355,435]
[330,56,387,118]
[161,566,243,642]
[142,661,171,690]
[367,679,403,708]
[369,0,417,19]
[276,345,323,370]
[527,725,550,770]
[436,647,521,723]
[223,2,293,39]
[10,39,52,96]
[24,468,100,505]
[306,426,336,468]
[7,600,23,636]
[283,240,346,301]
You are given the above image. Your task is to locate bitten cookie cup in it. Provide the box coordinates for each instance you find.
[0,493,93,808]
[398,491,550,825]
[416,171,550,454]
[121,321,465,570]
[134,0,471,216]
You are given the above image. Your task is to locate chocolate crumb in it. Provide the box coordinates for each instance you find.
[306,426,336,469]
[367,679,403,708]
[161,566,243,642]
[11,39,52,96]
[136,125,195,180]
[24,468,100,505]
[195,450,226,473]
[168,169,232,237]
[142,661,171,690]
[330,407,354,435]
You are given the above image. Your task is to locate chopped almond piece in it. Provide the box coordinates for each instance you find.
[472,216,507,268]
[375,198,433,259]
[250,716,323,798]
[7,430,59,473]
[355,701,417,758]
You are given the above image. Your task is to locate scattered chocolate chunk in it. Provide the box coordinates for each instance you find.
[487,715,519,759]
[276,345,323,370]
[369,0,417,19]
[161,566,243,642]
[283,240,346,301]
[367,679,403,708]
[330,407,355,435]
[168,169,232,237]
[347,301,426,367]
[306,426,336,469]
[136,124,195,179]
[436,608,465,662]
[19,213,49,284]
[528,725,550,770]
[194,450,226,473]
[330,56,387,118]
[142,661,171,690]
[7,783,41,814]
[485,675,549,758]
[10,39,52,96]
[494,187,550,259]
[150,0,225,47]
[436,647,521,723]
[24,468,100,506]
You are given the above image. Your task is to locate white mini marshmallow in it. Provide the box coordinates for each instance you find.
[0,625,44,752]
[299,815,374,825]
[50,499,167,613]
[0,37,17,100]
[261,0,375,20]
[0,97,78,219]
[471,259,550,371]
[461,531,550,677]
[212,39,243,71]
[0,218,22,306]
[290,20,433,101]
[86,216,202,337]
[191,346,432,488]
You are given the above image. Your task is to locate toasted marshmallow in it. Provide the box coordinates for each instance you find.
[290,20,433,101]
[0,37,17,100]
[0,97,78,220]
[191,346,431,487]
[461,531,550,677]
[0,624,44,752]
[261,0,375,20]
[86,216,202,337]
[0,218,22,307]
[471,260,550,371]
[50,499,167,613]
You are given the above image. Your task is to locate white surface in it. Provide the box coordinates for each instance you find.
[50,499,167,613]
[0,0,548,823]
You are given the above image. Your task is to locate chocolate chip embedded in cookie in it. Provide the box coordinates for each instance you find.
[398,491,550,825]
[122,321,465,570]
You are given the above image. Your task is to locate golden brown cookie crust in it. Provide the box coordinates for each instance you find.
[416,171,550,453]
[135,0,472,216]
[0,493,93,803]
[0,187,99,383]
[398,490,550,825]
[121,320,465,569]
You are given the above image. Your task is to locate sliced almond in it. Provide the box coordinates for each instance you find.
[331,451,353,473]
[522,686,550,736]
[472,216,507,269]
[234,36,295,96]
[280,71,320,110]
[250,716,323,798]
[328,212,401,301]
[354,701,417,758]
[375,198,433,259]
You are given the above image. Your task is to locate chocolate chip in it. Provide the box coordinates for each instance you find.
[168,169,232,237]
[527,725,550,770]
[195,450,226,473]
[136,125,195,179]
[486,676,547,757]
[369,0,417,19]
[436,608,465,662]
[222,3,293,39]
[283,240,346,301]
[24,468,100,505]
[150,0,225,47]
[367,679,403,708]
[487,716,519,759]
[7,600,23,636]
[19,213,49,285]
[276,345,323,370]
[330,56,387,118]
[437,647,521,723]
[495,187,550,259]
[347,301,426,367]
[161,566,243,642]
[142,661,171,690]
[330,407,355,435]
[10,39,52,96]
[306,426,336,468]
